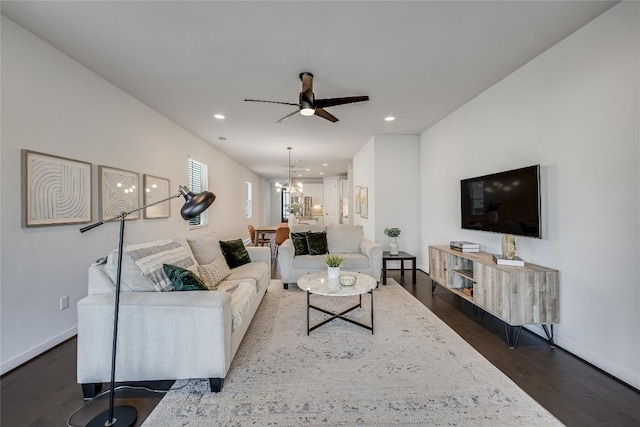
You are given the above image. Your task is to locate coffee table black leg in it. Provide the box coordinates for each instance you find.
[370,289,374,334]
[306,289,310,336]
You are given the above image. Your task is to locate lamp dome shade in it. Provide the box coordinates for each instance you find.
[178,186,216,220]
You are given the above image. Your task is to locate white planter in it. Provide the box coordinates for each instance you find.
[389,237,399,255]
[328,266,340,279]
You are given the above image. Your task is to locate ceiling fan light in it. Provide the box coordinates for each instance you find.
[300,107,315,116]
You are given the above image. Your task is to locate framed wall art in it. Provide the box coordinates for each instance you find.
[359,186,368,219]
[22,150,92,227]
[99,165,140,221]
[143,174,171,219]
[355,186,361,214]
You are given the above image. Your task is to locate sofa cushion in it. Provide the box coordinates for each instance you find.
[220,239,252,269]
[186,231,224,265]
[291,232,310,256]
[198,256,231,290]
[105,239,198,292]
[327,225,364,253]
[163,264,208,291]
[306,231,328,255]
[337,253,371,269]
[225,261,269,289]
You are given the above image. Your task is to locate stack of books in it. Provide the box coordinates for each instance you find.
[492,254,525,266]
[450,241,480,252]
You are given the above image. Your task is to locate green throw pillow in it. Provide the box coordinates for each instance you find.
[291,232,309,256]
[306,231,328,255]
[219,238,252,269]
[162,264,208,291]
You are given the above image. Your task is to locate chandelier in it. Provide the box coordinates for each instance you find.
[275,147,303,193]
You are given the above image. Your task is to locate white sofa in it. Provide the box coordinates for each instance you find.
[278,224,383,288]
[76,231,271,397]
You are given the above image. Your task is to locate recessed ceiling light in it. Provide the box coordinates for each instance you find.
[322,163,328,167]
[213,114,225,120]
[305,168,311,172]
[385,116,395,121]
[320,172,324,175]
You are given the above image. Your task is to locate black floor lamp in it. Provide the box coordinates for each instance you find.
[80,185,215,427]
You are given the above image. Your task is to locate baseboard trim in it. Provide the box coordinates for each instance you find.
[1,326,77,376]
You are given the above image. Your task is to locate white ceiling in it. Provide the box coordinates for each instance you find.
[1,1,618,181]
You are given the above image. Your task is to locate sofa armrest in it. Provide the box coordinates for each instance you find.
[77,290,233,383]
[360,239,383,281]
[246,246,271,269]
[277,239,295,283]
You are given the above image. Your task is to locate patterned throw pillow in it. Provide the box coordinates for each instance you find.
[306,231,328,255]
[162,264,208,291]
[291,232,309,256]
[198,256,232,290]
[123,239,198,291]
[219,239,252,269]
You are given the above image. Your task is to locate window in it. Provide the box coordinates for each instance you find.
[245,181,252,219]
[188,158,208,228]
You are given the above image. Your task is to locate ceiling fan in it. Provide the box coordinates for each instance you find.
[244,72,369,123]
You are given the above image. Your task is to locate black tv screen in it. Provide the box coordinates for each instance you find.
[460,165,541,238]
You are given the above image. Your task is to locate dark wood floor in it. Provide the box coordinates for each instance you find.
[2,269,639,426]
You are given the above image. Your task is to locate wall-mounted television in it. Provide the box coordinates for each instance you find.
[460,165,541,238]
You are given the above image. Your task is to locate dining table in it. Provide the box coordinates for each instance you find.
[253,225,279,245]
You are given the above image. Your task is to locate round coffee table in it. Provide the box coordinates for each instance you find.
[297,271,376,334]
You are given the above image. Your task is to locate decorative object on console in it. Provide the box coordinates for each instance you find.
[99,165,140,221]
[79,185,215,427]
[21,149,92,227]
[384,227,401,255]
[325,254,344,279]
[493,254,525,267]
[449,241,480,253]
[501,234,517,259]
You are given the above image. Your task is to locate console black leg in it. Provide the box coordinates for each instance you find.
[504,324,522,349]
[431,279,437,294]
[81,383,103,399]
[542,324,556,348]
[283,283,289,290]
[209,378,224,392]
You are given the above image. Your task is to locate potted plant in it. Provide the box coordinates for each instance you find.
[384,227,401,255]
[324,254,344,279]
[288,202,302,225]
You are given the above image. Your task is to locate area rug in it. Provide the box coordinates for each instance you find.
[143,279,562,426]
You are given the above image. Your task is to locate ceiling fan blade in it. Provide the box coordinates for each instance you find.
[275,109,300,124]
[314,108,339,123]
[300,72,313,99]
[244,99,299,107]
[314,96,369,109]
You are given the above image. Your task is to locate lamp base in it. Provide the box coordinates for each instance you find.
[86,405,137,427]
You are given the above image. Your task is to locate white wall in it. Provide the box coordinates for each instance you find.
[420,2,639,388]
[374,135,420,259]
[353,137,376,240]
[353,135,421,263]
[0,17,265,373]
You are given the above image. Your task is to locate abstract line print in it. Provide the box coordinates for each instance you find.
[99,166,140,221]
[22,150,92,227]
